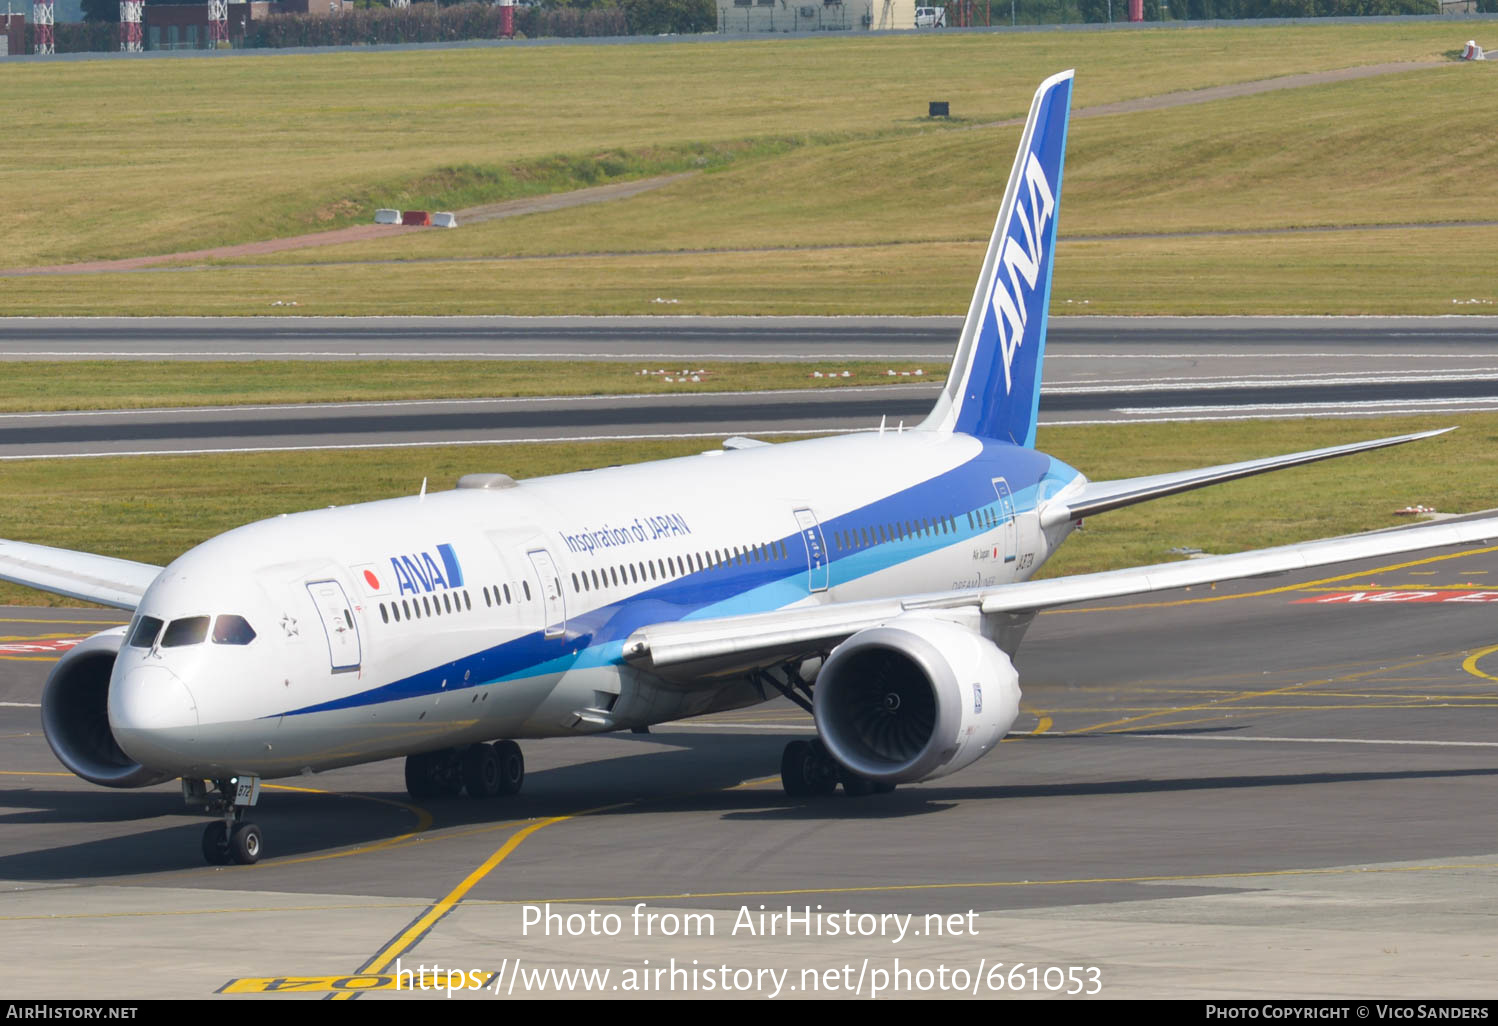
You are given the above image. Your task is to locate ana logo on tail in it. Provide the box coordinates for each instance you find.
[921,70,1072,446]
[993,152,1057,395]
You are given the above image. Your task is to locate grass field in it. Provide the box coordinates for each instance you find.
[3,413,1493,606]
[6,23,1498,317]
[0,360,948,412]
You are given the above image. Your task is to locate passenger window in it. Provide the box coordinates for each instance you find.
[211,614,257,645]
[162,615,210,648]
[392,604,402,623]
[128,616,164,648]
[380,604,389,624]
[503,583,512,604]
[572,573,580,593]
[463,591,471,611]
[523,581,532,601]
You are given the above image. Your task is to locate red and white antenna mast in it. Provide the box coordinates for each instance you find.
[499,0,513,38]
[119,0,142,51]
[207,0,228,46]
[32,0,52,54]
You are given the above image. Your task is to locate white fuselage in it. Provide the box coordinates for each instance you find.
[107,429,1084,781]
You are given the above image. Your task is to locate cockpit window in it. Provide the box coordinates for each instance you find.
[161,616,210,648]
[212,615,257,646]
[127,616,164,649]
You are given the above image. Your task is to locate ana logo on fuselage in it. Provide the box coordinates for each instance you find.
[389,542,465,596]
[990,151,1057,394]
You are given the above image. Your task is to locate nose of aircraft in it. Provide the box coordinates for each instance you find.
[109,665,199,767]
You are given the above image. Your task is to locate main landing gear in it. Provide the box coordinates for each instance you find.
[750,665,895,801]
[779,738,895,799]
[404,741,525,801]
[186,777,264,866]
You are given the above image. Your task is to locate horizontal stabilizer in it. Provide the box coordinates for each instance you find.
[1039,428,1452,528]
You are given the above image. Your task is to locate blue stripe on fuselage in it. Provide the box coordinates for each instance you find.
[271,440,1079,718]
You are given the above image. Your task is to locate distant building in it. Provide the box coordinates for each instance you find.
[0,12,23,56]
[1440,0,1476,11]
[144,0,351,50]
[717,0,919,32]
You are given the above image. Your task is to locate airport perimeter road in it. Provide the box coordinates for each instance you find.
[2,543,1497,997]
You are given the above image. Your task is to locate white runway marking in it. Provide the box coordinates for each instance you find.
[0,385,940,422]
[1049,370,1498,393]
[0,702,41,708]
[1105,732,1498,749]
[0,428,866,461]
[0,351,947,361]
[1125,397,1498,415]
[1040,407,1498,426]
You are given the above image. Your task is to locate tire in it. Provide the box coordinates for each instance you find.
[491,740,525,796]
[461,743,502,799]
[805,740,839,797]
[201,821,231,865]
[841,773,875,798]
[781,740,812,798]
[404,752,436,800]
[230,821,262,865]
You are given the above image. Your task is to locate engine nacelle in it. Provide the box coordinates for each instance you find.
[813,615,1020,784]
[41,627,173,788]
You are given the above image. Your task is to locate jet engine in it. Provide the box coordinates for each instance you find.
[812,615,1020,784]
[41,627,172,788]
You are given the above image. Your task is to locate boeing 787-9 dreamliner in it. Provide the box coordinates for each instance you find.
[12,71,1495,866]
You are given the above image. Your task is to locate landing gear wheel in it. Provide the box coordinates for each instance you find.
[781,739,838,798]
[461,743,502,799]
[201,821,231,865]
[405,752,437,800]
[405,750,464,800]
[841,773,875,797]
[491,740,524,796]
[230,821,263,865]
[872,782,897,794]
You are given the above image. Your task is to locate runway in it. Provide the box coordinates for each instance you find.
[4,315,1498,363]
[2,544,1496,997]
[6,316,1498,456]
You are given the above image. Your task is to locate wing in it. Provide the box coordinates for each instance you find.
[1039,428,1450,527]
[0,538,161,610]
[623,513,1498,682]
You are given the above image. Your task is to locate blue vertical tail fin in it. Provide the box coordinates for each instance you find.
[920,70,1073,447]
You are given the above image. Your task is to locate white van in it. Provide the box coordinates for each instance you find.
[914,6,946,26]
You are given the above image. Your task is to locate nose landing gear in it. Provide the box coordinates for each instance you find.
[187,777,264,866]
